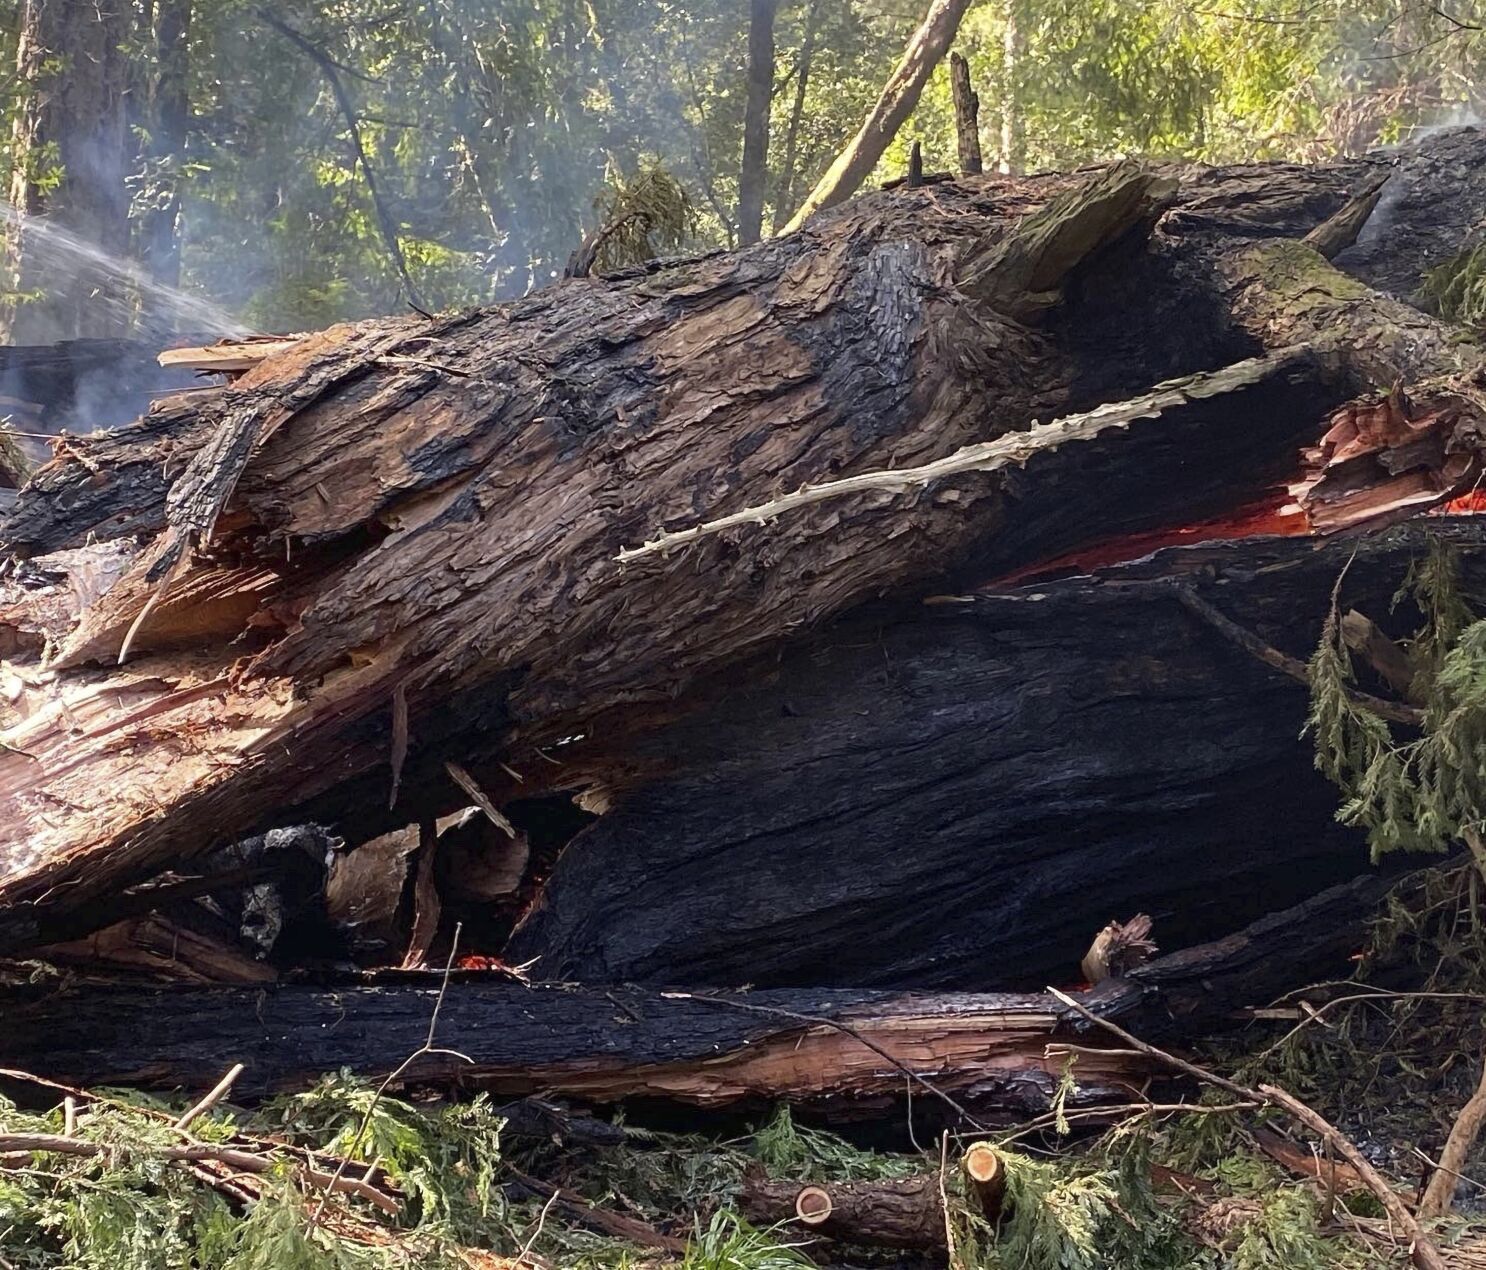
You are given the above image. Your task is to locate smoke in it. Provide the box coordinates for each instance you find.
[1,203,251,343]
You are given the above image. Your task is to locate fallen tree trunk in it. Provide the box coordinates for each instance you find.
[505,522,1465,989]
[0,872,1398,1108]
[3,131,1486,954]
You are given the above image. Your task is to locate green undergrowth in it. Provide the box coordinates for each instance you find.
[0,1072,1437,1270]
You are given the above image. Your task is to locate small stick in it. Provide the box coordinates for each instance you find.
[172,1063,245,1132]
[1417,1044,1486,1218]
[1047,986,1447,1270]
[62,1098,76,1137]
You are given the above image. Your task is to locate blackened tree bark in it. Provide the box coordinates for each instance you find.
[3,0,132,342]
[738,0,778,245]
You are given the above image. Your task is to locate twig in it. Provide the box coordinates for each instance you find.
[172,1063,245,1132]
[938,1133,960,1269]
[518,1190,560,1264]
[1418,1046,1486,1218]
[445,761,517,837]
[1253,988,1486,1063]
[1047,986,1447,1270]
[660,990,992,1131]
[505,1166,688,1253]
[615,353,1310,562]
[1172,586,1424,726]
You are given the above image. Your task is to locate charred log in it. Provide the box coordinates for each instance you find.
[504,524,1462,990]
[0,873,1398,1108]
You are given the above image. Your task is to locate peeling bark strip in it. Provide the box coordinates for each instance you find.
[3,134,1486,940]
[0,873,1398,1104]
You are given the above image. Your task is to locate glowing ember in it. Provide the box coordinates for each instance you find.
[996,496,1311,585]
[1440,489,1486,515]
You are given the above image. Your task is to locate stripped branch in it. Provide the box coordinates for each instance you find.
[617,351,1310,562]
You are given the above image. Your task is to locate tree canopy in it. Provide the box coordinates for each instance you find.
[2,0,1486,333]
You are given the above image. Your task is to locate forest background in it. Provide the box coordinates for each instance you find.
[4,0,1486,341]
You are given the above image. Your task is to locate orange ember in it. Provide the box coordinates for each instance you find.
[996,496,1312,586]
[1440,489,1486,515]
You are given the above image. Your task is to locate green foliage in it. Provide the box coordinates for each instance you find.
[266,1071,504,1239]
[588,160,700,271]
[0,1075,500,1269]
[11,0,1486,332]
[1308,534,1486,858]
[750,1105,918,1181]
[680,1211,808,1270]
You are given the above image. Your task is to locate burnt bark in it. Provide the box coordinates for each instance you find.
[504,524,1455,989]
[949,51,982,176]
[0,872,1398,1107]
[2,135,1485,957]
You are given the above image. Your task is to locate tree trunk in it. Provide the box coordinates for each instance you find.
[997,0,1024,176]
[0,872,1398,1107]
[949,51,982,175]
[1,136,1483,958]
[738,0,778,246]
[503,524,1447,990]
[771,0,821,234]
[137,0,192,307]
[3,0,133,343]
[781,0,974,232]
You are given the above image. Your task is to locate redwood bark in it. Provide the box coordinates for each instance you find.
[949,51,982,175]
[1,137,1484,948]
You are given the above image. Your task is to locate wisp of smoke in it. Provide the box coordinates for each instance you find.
[0,203,251,340]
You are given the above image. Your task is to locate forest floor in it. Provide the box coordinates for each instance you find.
[4,860,1486,1269]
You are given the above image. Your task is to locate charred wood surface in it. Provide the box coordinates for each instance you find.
[504,525,1456,989]
[0,873,1396,1107]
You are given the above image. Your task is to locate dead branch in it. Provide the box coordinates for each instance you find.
[1418,1049,1486,1218]
[1047,986,1447,1270]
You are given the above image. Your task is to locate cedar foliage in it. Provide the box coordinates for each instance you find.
[1309,535,1486,858]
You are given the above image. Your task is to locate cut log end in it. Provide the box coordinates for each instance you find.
[795,1185,833,1224]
